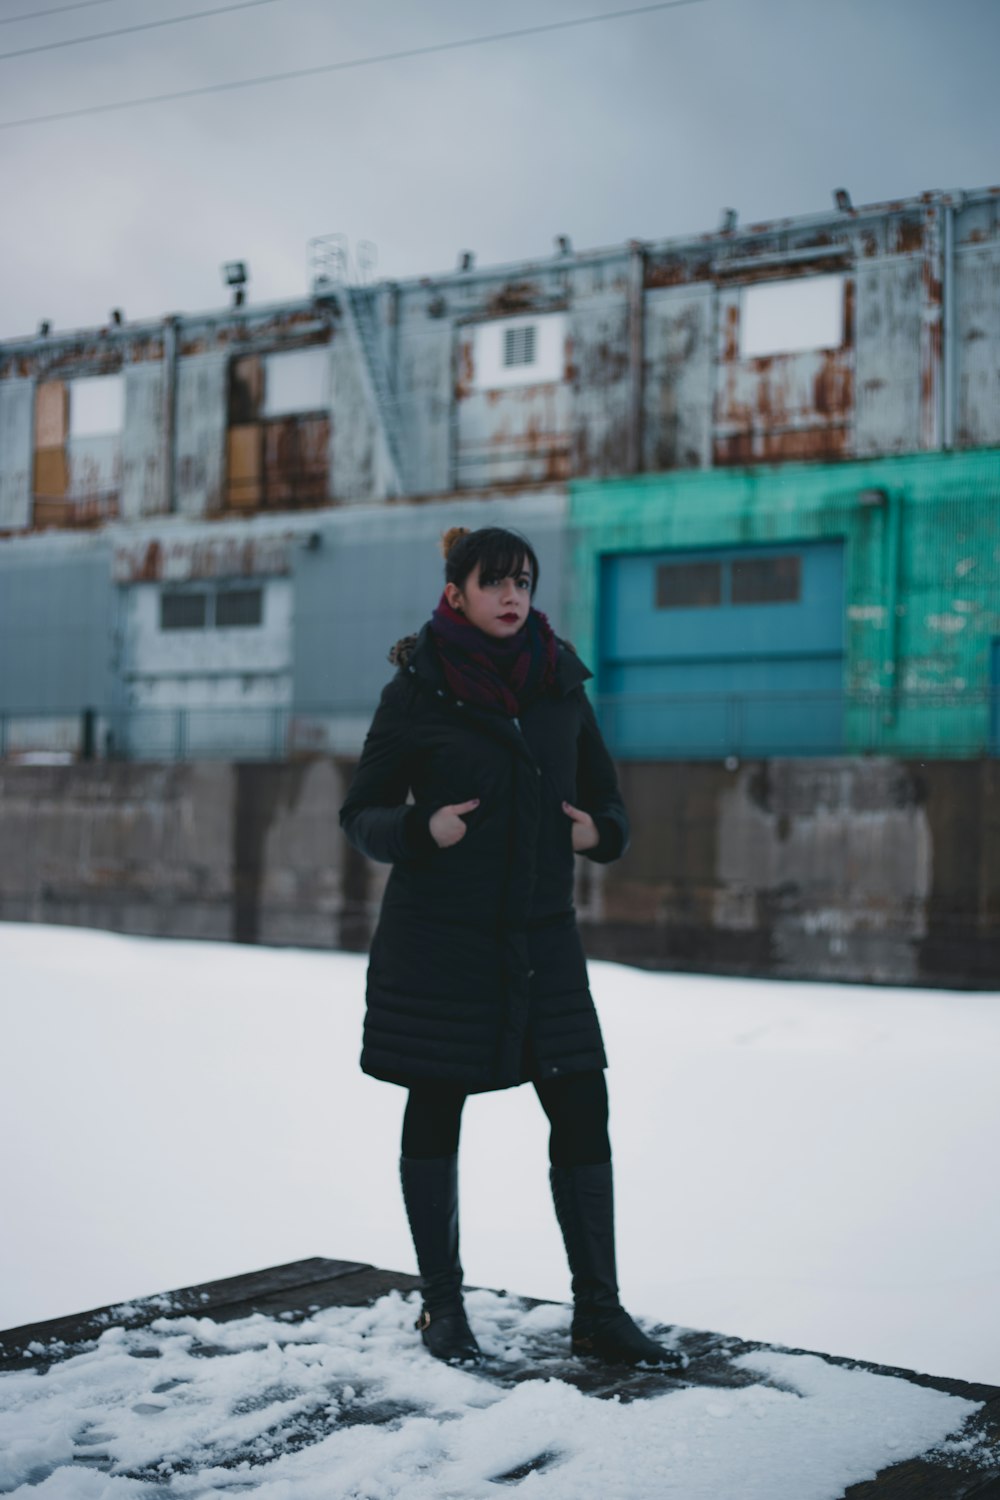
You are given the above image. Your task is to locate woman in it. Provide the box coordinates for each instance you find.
[339,525,680,1370]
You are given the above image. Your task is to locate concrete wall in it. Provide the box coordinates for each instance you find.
[2,756,997,989]
[0,760,346,947]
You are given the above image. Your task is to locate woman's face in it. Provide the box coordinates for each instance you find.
[446,558,533,639]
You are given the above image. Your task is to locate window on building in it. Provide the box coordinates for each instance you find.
[225,347,331,512]
[656,561,722,609]
[215,587,264,628]
[503,324,537,368]
[740,274,844,359]
[263,348,329,417]
[69,374,125,437]
[161,592,208,630]
[469,312,567,390]
[731,555,801,604]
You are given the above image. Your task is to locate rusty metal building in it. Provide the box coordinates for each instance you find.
[1,183,999,758]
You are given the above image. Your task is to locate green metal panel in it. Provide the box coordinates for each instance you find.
[568,449,1000,758]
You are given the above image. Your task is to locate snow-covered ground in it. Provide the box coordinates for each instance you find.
[2,920,998,1394]
[0,1291,988,1498]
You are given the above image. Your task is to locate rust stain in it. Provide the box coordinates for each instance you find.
[113,532,295,583]
[842,277,856,347]
[922,254,943,307]
[544,447,571,482]
[814,349,854,416]
[760,361,791,428]
[454,339,474,401]
[486,282,540,317]
[862,231,879,258]
[714,425,849,465]
[921,318,942,413]
[894,216,924,254]
[591,340,629,384]
[643,255,712,288]
[33,493,119,529]
[43,347,122,379]
[723,303,740,363]
[261,415,330,511]
[127,338,164,363]
[719,255,850,287]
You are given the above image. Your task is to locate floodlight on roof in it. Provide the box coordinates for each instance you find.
[222,261,249,287]
[834,189,853,213]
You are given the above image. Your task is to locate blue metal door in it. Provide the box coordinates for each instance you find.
[599,541,845,758]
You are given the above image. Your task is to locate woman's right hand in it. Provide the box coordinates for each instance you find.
[429,799,480,848]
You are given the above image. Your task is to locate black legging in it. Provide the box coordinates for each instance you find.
[402,1069,611,1167]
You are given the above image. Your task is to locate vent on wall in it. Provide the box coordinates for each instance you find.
[503,324,537,368]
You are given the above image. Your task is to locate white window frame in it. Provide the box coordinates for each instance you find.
[470,312,566,390]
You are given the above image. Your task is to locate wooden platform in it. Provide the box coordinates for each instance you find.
[2,1257,999,1497]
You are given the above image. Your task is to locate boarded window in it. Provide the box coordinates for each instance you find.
[216,588,263,628]
[263,348,329,417]
[69,375,125,436]
[731,555,801,604]
[503,324,537,368]
[740,275,844,358]
[161,592,208,630]
[656,561,722,609]
[225,347,331,512]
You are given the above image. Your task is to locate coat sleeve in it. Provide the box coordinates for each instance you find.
[338,676,437,865]
[575,688,631,865]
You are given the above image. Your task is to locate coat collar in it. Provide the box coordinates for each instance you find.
[389,621,592,701]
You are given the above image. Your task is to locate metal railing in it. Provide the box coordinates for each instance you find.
[1,691,998,763]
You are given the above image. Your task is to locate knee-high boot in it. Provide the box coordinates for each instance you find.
[399,1154,482,1365]
[549,1161,686,1368]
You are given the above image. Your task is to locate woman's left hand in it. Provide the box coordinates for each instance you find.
[561,801,599,853]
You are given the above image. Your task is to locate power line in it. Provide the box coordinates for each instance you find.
[1,0,117,25]
[0,0,707,131]
[0,0,281,62]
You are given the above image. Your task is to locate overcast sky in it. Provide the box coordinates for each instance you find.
[0,0,996,340]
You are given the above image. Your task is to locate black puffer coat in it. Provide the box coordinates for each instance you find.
[338,622,629,1094]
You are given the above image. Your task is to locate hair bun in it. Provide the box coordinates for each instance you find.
[440,526,471,560]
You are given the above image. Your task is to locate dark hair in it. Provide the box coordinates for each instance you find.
[441,526,540,598]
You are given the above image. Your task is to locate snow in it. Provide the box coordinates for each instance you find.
[0,1292,983,1498]
[1,919,999,1493]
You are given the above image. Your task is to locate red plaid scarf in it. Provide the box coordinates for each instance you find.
[428,593,558,716]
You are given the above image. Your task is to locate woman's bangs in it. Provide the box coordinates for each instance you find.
[478,536,533,588]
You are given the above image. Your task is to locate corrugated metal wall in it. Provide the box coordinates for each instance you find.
[0,538,116,713]
[0,379,32,530]
[2,188,998,529]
